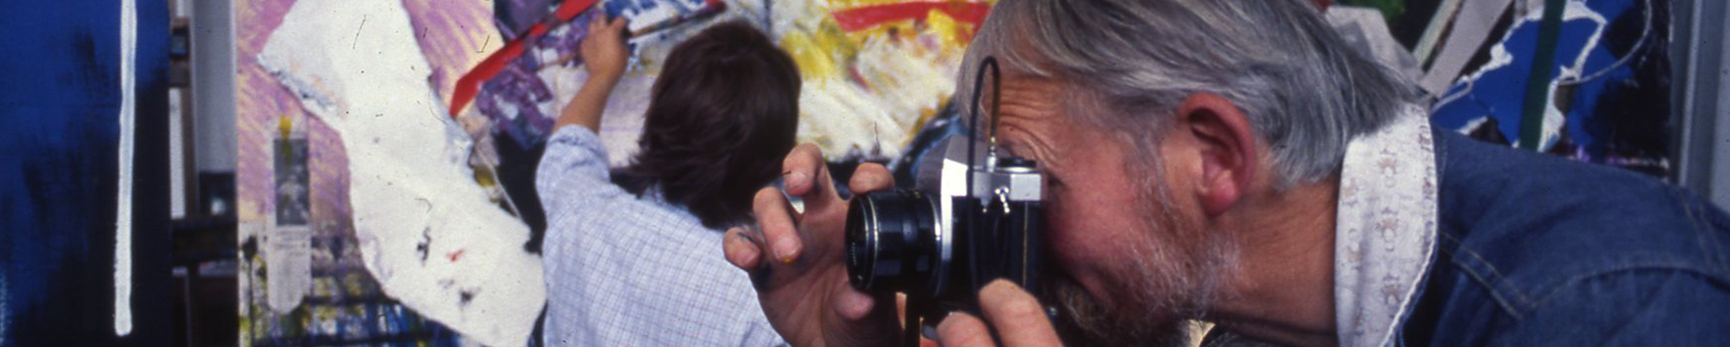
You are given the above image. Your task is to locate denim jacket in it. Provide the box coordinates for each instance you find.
[1398,130,1730,345]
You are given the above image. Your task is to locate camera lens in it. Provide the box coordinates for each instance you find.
[845,190,944,294]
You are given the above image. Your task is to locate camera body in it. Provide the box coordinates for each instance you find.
[844,136,1046,340]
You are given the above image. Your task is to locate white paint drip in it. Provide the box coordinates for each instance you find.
[259,0,545,344]
[115,0,136,337]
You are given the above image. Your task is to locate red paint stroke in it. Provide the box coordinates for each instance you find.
[831,2,991,33]
[449,0,602,117]
[448,248,466,262]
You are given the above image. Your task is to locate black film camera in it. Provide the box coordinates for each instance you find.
[843,57,1047,346]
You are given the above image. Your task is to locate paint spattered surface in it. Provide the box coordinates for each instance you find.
[772,0,992,160]
[235,0,537,345]
[255,0,544,346]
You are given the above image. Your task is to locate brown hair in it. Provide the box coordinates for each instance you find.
[612,20,801,229]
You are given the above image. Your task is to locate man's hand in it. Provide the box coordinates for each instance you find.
[723,144,902,347]
[580,15,629,81]
[555,15,628,132]
[934,280,1065,347]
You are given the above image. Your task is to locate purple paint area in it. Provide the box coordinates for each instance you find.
[236,0,301,220]
[474,11,604,148]
[402,0,497,101]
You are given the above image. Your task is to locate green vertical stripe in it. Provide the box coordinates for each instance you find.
[1519,0,1568,150]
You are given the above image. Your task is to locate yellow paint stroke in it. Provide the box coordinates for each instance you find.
[782,1,991,159]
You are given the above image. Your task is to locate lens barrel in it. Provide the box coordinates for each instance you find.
[845,190,943,294]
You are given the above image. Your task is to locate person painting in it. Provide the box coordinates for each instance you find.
[537,17,799,346]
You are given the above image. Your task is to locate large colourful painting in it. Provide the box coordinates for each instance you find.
[235,0,993,345]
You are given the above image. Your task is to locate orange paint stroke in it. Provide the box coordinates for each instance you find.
[831,2,991,32]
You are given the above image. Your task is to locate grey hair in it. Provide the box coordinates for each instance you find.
[958,0,1418,188]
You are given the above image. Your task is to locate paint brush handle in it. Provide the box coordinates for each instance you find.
[629,1,727,39]
[534,1,727,73]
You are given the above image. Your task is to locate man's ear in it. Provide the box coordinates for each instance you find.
[1177,92,1258,216]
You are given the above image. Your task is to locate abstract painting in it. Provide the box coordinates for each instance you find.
[1429,0,1672,175]
[237,0,995,345]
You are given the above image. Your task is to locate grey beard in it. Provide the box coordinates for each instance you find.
[1045,181,1240,347]
[1048,276,1189,347]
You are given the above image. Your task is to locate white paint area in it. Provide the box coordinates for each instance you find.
[114,0,136,337]
[263,222,311,313]
[533,65,655,167]
[769,0,967,160]
[258,0,545,345]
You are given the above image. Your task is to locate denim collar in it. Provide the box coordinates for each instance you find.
[1333,103,1440,347]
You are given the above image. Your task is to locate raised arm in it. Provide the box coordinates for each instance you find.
[556,15,629,132]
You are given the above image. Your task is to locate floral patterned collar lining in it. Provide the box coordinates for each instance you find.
[1333,103,1440,347]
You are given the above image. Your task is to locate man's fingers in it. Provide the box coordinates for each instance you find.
[782,145,840,212]
[979,280,1062,347]
[936,312,997,347]
[831,282,879,321]
[848,163,895,194]
[781,144,822,195]
[753,188,803,263]
[610,16,628,31]
[723,227,761,270]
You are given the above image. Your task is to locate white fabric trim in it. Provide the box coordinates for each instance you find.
[1333,104,1439,347]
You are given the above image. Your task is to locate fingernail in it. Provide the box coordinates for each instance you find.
[784,171,808,190]
[774,238,799,263]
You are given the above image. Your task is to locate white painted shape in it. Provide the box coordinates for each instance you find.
[170,88,186,219]
[1421,0,1515,95]
[1535,2,1605,151]
[258,0,545,345]
[1458,116,1491,135]
[1413,0,1465,63]
[262,223,310,313]
[115,0,136,336]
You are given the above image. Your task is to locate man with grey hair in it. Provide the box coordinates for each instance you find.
[724,0,1730,346]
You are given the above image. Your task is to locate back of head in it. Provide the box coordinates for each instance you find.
[616,20,801,229]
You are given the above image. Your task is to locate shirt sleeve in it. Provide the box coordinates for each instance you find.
[536,125,618,214]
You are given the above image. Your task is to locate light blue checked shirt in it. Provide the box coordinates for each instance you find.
[537,126,786,346]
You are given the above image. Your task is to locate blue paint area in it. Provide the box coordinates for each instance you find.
[1431,0,1666,169]
[0,0,170,345]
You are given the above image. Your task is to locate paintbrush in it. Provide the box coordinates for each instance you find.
[535,0,728,72]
